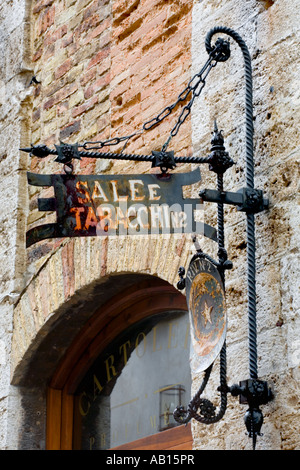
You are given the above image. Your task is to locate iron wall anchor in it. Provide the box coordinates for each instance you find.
[228,379,274,449]
[199,187,269,214]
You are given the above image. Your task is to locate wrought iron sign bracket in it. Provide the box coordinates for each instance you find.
[21,32,233,173]
[21,26,273,449]
[173,27,273,451]
[21,143,179,173]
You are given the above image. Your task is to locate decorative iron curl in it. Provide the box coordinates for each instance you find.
[174,345,228,425]
[173,364,214,425]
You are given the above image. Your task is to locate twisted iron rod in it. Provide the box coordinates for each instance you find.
[24,145,212,165]
[216,173,228,419]
[206,26,258,379]
[78,149,212,165]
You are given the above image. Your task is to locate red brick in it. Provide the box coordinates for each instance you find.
[33,47,43,62]
[82,0,100,21]
[44,24,67,46]
[80,67,97,87]
[57,101,69,116]
[97,114,110,133]
[54,58,73,79]
[84,73,110,99]
[59,120,81,140]
[33,0,55,15]
[135,9,167,40]
[61,33,73,48]
[72,96,98,118]
[58,82,78,102]
[43,96,56,111]
[34,85,42,98]
[122,102,142,126]
[83,18,111,45]
[97,55,111,77]
[74,13,101,40]
[113,17,143,43]
[79,158,96,175]
[43,78,65,98]
[37,5,55,36]
[44,83,78,110]
[86,46,110,70]
[32,107,41,123]
[113,0,140,24]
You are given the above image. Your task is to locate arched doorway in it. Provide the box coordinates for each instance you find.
[46,275,192,450]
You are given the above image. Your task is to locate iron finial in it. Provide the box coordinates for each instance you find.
[208,120,234,174]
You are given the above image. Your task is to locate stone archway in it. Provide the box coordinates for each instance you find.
[9,233,194,449]
[11,234,193,385]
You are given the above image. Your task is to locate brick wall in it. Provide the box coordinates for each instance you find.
[109,0,192,156]
[28,0,193,266]
[31,0,192,156]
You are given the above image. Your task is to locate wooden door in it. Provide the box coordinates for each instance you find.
[46,278,192,450]
[112,424,192,450]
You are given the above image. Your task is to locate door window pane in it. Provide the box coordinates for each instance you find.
[73,310,191,449]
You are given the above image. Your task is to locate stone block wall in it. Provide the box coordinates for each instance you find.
[0,0,34,449]
[191,0,300,450]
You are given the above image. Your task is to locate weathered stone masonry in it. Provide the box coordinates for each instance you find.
[190,0,300,450]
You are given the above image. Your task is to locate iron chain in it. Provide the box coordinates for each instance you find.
[82,45,227,153]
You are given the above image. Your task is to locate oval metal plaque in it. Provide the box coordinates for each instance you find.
[185,256,226,373]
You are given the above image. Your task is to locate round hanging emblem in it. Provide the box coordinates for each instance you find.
[185,256,226,373]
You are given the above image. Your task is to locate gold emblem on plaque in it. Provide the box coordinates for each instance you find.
[185,257,226,373]
[201,301,213,326]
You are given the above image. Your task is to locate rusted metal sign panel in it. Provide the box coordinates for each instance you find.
[26,168,217,247]
[185,256,226,373]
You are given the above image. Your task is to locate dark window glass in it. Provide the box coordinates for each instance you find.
[73,310,191,450]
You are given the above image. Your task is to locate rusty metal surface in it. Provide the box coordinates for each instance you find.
[26,168,217,247]
[185,256,226,373]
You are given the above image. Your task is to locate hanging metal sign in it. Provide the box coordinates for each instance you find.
[26,168,217,247]
[185,255,226,373]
